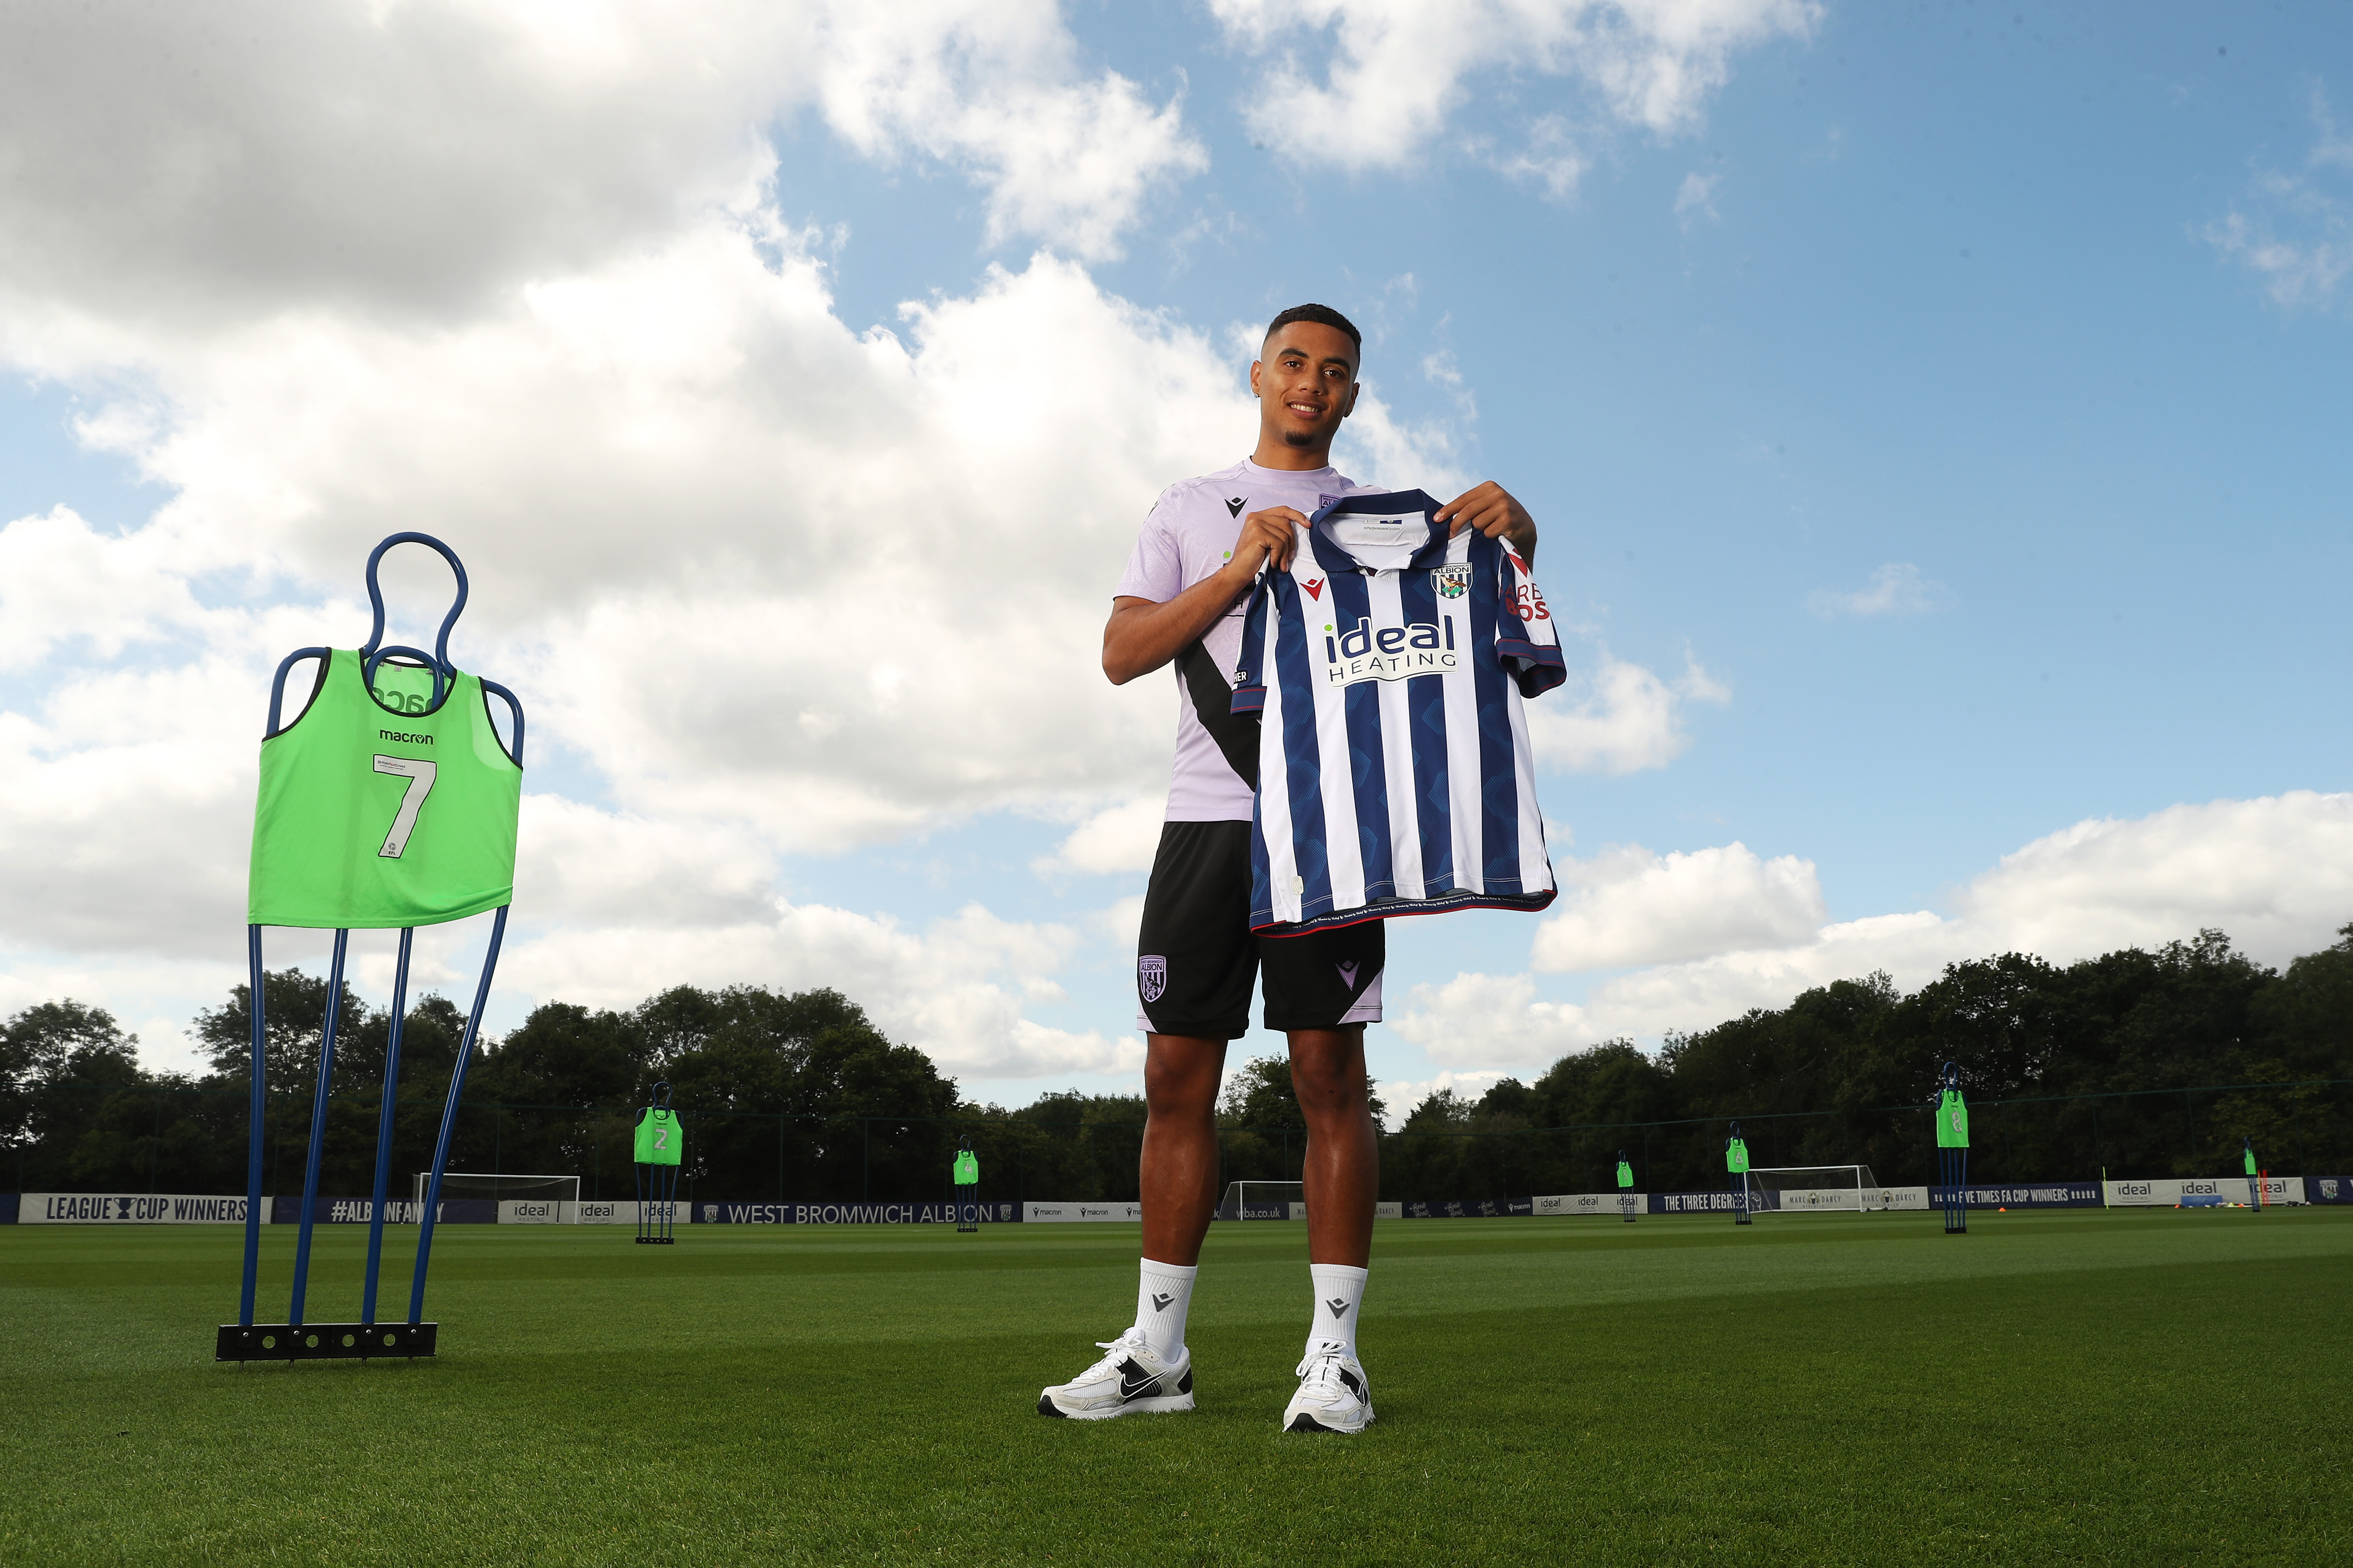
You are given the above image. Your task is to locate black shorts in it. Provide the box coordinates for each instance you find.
[1135,821,1384,1039]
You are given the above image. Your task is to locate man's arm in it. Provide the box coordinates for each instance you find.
[1102,507,1306,685]
[1434,481,1538,567]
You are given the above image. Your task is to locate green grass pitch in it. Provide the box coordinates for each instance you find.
[4,1209,2349,1565]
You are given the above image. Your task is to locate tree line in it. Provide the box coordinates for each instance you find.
[5,925,2351,1205]
[1376,926,2353,1195]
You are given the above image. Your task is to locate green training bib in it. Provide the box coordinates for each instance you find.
[249,650,521,929]
[2243,1146,2258,1176]
[1726,1137,1750,1175]
[953,1151,979,1187]
[1615,1160,1633,1190]
[635,1108,682,1166]
[1936,1088,1970,1149]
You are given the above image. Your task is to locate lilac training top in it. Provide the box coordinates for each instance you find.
[1114,457,1370,821]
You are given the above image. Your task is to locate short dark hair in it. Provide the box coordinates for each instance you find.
[1264,303,1362,359]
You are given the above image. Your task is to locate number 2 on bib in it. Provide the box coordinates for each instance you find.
[373,755,439,858]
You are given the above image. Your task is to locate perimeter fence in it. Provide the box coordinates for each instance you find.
[9,1076,2350,1207]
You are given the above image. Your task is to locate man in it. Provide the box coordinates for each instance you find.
[1035,303,1539,1432]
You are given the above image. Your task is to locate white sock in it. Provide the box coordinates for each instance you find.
[1307,1263,1368,1360]
[1136,1259,1197,1361]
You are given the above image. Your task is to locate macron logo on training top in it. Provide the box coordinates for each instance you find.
[1230,490,1567,935]
[1226,496,1247,517]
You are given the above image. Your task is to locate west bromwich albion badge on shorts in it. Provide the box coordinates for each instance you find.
[1431,563,1471,598]
[1138,954,1168,1003]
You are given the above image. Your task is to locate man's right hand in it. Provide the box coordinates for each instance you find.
[1102,507,1310,687]
[1232,506,1308,578]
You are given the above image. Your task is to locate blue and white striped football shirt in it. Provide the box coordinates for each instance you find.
[1230,490,1566,934]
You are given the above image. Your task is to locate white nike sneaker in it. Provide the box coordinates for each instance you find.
[1037,1328,1196,1420]
[1282,1345,1374,1433]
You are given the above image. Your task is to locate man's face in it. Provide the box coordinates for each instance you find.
[1251,324,1359,449]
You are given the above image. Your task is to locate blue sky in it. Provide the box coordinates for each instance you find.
[2,1,2348,1115]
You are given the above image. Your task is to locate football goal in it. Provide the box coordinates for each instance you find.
[413,1173,581,1221]
[1219,1179,1304,1220]
[1742,1165,1885,1213]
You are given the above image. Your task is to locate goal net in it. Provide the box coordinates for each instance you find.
[1219,1179,1304,1220]
[1743,1165,1885,1213]
[414,1173,581,1222]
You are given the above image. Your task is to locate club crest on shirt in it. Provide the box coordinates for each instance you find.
[1431,563,1472,599]
[1138,954,1168,1004]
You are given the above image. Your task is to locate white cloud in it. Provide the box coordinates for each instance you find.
[515,796,778,928]
[0,0,1201,341]
[1808,562,1934,618]
[1533,841,1823,971]
[1523,646,1729,775]
[0,119,1460,1086]
[1375,1068,1506,1130]
[1209,0,1816,178]
[816,2,1207,260]
[0,951,253,1077]
[1387,971,1595,1067]
[2207,205,2352,308]
[1674,169,1722,224]
[1955,792,2353,964]
[0,507,207,669]
[1040,797,1167,876]
[1498,116,1592,201]
[2206,86,2353,308]
[0,1,792,331]
[0,622,283,957]
[500,896,1137,1080]
[17,240,1465,854]
[1101,894,1148,955]
[1394,791,2353,1071]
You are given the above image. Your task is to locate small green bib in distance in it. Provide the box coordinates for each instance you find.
[2243,1146,2258,1176]
[1936,1089,1970,1149]
[249,650,520,929]
[635,1108,682,1165]
[1615,1160,1633,1189]
[953,1151,979,1187]
[1726,1137,1750,1174]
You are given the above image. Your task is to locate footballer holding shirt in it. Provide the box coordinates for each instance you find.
[1035,304,1540,1432]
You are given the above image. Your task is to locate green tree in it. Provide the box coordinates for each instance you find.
[191,968,375,1100]
[2,1001,159,1188]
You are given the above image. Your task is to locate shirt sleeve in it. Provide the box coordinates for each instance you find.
[1494,538,1567,698]
[1113,487,1185,603]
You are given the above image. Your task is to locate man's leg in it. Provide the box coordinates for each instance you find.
[1265,924,1383,1433]
[1140,1033,1227,1266]
[1037,823,1249,1419]
[1289,1026,1376,1268]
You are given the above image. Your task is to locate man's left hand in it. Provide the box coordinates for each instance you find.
[1435,481,1537,565]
